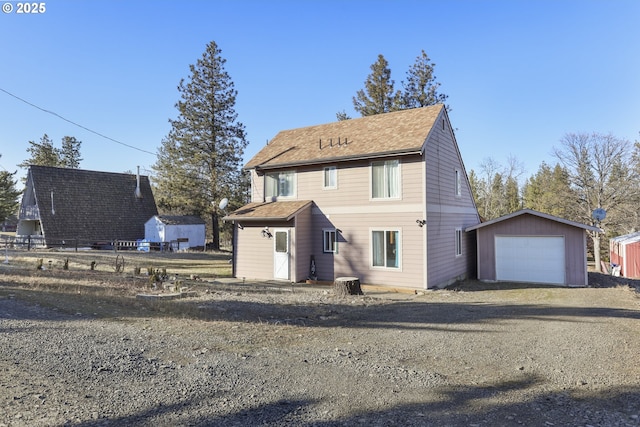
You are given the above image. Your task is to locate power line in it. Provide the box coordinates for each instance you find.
[0,87,157,156]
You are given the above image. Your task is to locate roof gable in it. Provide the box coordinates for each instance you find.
[245,105,444,170]
[465,209,601,233]
[25,165,158,241]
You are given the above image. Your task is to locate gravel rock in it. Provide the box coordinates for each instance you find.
[1,279,640,426]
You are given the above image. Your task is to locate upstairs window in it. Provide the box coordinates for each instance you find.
[323,166,337,189]
[371,160,400,199]
[455,169,462,197]
[266,171,295,198]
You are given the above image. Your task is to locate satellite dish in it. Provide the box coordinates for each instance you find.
[218,198,229,210]
[592,208,606,222]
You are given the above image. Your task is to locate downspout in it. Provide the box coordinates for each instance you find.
[422,148,428,290]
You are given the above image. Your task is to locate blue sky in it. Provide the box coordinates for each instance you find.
[1,0,638,185]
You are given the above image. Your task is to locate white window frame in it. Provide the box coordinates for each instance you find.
[323,228,337,253]
[265,170,296,199]
[371,159,401,200]
[323,166,337,190]
[455,228,463,257]
[455,169,462,197]
[370,228,402,270]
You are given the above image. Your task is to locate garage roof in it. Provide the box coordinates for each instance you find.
[465,209,601,233]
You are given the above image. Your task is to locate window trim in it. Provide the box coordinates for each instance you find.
[265,170,296,199]
[455,228,463,257]
[454,168,462,197]
[370,159,401,201]
[370,227,402,270]
[323,166,337,190]
[323,228,337,253]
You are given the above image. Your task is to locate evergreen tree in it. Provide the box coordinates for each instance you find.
[19,134,60,168]
[504,175,521,213]
[523,162,573,218]
[401,50,449,110]
[60,136,82,168]
[153,41,248,250]
[18,134,82,169]
[335,110,351,121]
[353,54,402,116]
[0,156,20,223]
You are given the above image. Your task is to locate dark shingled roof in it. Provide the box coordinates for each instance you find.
[27,165,158,243]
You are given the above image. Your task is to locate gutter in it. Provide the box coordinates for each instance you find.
[248,148,423,171]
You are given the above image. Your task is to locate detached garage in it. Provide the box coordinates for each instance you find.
[466,209,601,286]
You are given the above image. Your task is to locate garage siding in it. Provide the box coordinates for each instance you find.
[475,214,588,286]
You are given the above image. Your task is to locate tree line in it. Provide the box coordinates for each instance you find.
[4,40,637,269]
[470,132,640,269]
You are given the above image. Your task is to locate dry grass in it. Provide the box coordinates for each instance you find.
[0,248,233,318]
[1,248,232,277]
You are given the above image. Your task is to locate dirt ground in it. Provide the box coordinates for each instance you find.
[1,251,640,426]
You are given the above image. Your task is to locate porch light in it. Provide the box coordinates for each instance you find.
[261,226,272,239]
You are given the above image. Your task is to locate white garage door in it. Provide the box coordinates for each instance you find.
[495,236,565,284]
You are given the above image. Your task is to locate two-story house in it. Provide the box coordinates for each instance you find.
[224,105,480,290]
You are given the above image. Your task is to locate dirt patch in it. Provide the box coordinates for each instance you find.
[1,256,640,426]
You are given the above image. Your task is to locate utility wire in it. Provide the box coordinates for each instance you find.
[0,87,157,156]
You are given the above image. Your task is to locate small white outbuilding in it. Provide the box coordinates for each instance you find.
[144,215,206,250]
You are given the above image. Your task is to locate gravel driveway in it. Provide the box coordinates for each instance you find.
[1,275,640,426]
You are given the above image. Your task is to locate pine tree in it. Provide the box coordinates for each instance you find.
[523,162,573,218]
[18,134,60,168]
[18,134,82,169]
[153,41,248,250]
[0,156,20,223]
[353,54,402,116]
[60,136,82,168]
[401,50,449,110]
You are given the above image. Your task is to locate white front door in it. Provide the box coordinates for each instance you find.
[273,229,290,280]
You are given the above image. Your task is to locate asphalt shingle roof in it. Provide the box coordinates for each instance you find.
[27,165,158,242]
[223,200,313,221]
[244,105,444,170]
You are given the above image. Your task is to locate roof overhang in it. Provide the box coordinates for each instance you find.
[465,209,602,233]
[248,148,423,172]
[223,200,313,222]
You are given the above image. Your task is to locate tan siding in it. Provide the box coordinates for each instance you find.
[294,207,313,282]
[250,170,264,203]
[235,225,274,280]
[311,211,424,289]
[425,117,480,287]
[295,157,426,289]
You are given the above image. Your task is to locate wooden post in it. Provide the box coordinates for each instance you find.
[333,276,363,296]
